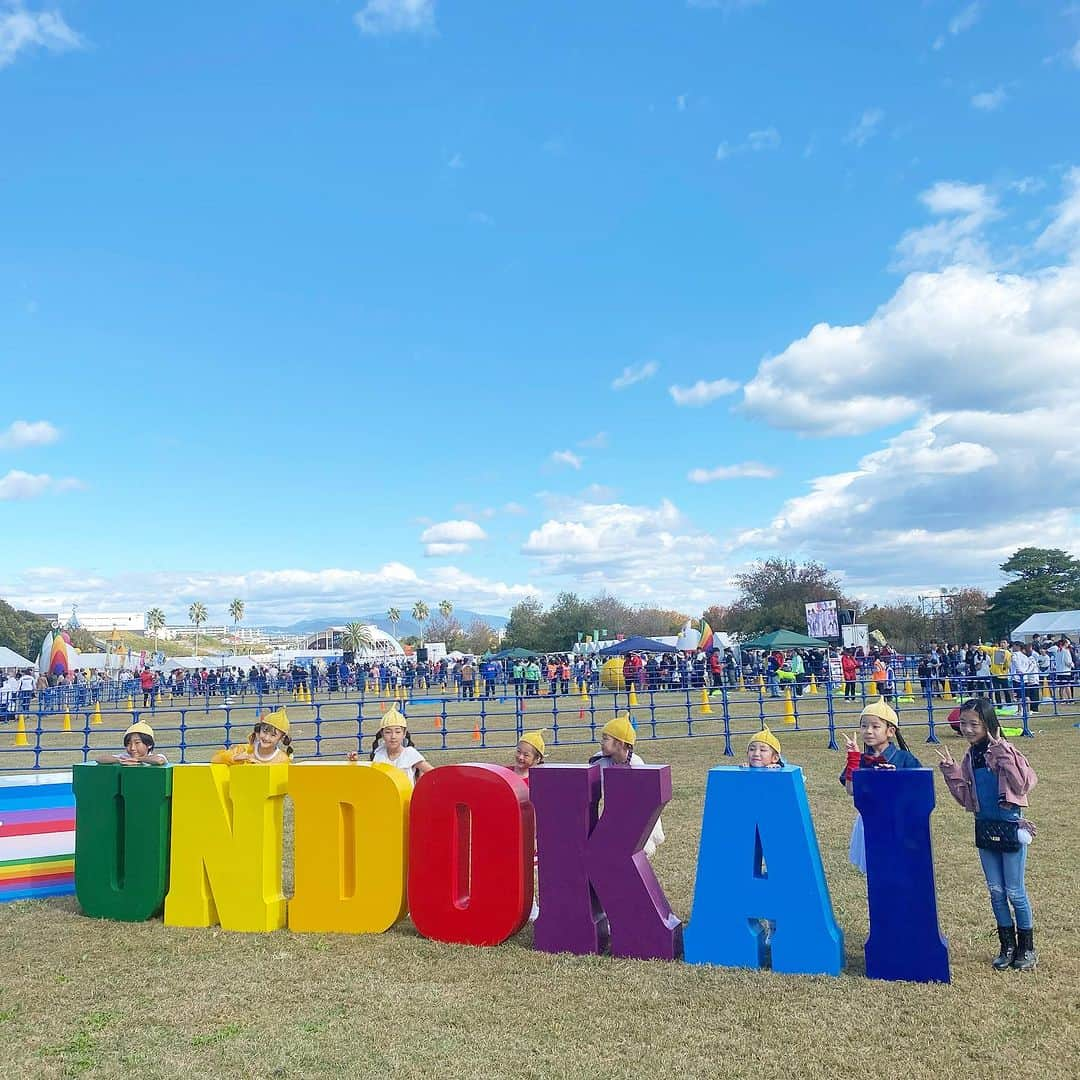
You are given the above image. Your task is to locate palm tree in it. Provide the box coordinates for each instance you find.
[188,601,207,657]
[438,599,453,622]
[412,601,430,645]
[387,607,401,640]
[343,622,374,654]
[146,608,166,654]
[229,598,245,639]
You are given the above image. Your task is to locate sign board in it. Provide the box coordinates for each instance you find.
[842,624,870,652]
[806,600,840,639]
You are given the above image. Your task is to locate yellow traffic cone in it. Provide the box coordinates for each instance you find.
[628,684,638,707]
[808,674,818,695]
[580,681,589,702]
[782,688,796,725]
[1041,677,1050,700]
[904,678,915,697]
[942,678,953,701]
[63,706,71,732]
[738,674,746,692]
[758,674,766,693]
[14,715,28,747]
[92,701,102,726]
[125,696,134,711]
[700,687,713,715]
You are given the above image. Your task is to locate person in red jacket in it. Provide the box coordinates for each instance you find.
[139,667,157,709]
[840,649,859,701]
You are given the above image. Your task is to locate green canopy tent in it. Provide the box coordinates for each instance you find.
[739,629,830,650]
[490,647,537,660]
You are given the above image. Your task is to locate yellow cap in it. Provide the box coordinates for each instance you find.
[860,699,899,728]
[378,705,407,731]
[123,721,155,742]
[602,714,637,747]
[259,708,290,735]
[519,730,546,757]
[748,726,782,756]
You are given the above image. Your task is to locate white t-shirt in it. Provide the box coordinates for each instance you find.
[373,744,425,786]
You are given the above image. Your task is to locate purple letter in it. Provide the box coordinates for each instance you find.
[530,763,682,960]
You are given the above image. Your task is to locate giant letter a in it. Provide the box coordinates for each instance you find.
[683,766,844,975]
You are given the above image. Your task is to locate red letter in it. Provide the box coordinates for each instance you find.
[408,764,534,946]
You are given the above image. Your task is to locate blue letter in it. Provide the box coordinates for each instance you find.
[854,768,950,983]
[684,766,843,975]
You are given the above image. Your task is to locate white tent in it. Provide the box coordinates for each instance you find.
[0,646,34,669]
[1010,610,1080,641]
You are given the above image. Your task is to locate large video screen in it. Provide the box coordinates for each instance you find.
[805,599,839,639]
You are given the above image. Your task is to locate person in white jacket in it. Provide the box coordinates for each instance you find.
[1010,643,1041,713]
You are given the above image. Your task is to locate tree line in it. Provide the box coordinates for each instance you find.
[500,547,1080,653]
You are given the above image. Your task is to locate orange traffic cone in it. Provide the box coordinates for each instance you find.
[472,720,481,743]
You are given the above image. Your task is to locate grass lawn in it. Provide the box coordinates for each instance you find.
[0,706,1077,1079]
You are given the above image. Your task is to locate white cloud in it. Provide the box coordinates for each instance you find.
[715,127,780,161]
[971,86,1007,111]
[0,3,83,69]
[354,0,435,36]
[845,108,883,148]
[420,519,487,557]
[949,2,981,36]
[893,180,1000,269]
[550,449,583,470]
[502,502,527,515]
[688,462,778,483]
[734,166,1080,589]
[1036,166,1080,255]
[747,127,780,151]
[424,542,467,557]
[611,361,658,389]
[520,496,735,604]
[0,419,60,448]
[1010,177,1045,196]
[1,562,541,625]
[578,431,609,449]
[0,469,82,499]
[669,378,740,406]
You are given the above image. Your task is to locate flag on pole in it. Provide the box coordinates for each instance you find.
[699,620,714,651]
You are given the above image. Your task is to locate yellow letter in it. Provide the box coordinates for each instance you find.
[288,762,411,934]
[163,763,289,932]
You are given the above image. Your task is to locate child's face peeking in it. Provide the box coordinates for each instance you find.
[515,742,540,769]
[600,733,631,764]
[124,734,150,759]
[958,710,987,744]
[860,716,892,751]
[381,725,406,751]
[254,724,284,751]
[747,741,780,768]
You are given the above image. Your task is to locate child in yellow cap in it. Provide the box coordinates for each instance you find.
[510,730,546,784]
[839,699,922,873]
[346,706,432,787]
[212,708,293,765]
[588,714,665,857]
[94,721,169,766]
[746,726,784,768]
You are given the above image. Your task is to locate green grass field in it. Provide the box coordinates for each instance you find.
[1,696,1078,1079]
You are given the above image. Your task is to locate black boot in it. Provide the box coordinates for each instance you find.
[1013,927,1037,971]
[993,926,1016,970]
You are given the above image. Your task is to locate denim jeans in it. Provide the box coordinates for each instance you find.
[978,843,1032,929]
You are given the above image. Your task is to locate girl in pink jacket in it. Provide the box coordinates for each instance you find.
[936,697,1038,972]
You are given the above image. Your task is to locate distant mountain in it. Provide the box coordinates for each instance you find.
[263,610,509,638]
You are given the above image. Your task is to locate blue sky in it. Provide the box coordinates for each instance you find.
[2,1,1079,625]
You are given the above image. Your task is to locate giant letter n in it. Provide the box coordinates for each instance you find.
[163,764,288,932]
[530,763,682,961]
[683,765,843,975]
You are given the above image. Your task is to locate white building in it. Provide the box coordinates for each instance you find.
[54,611,145,633]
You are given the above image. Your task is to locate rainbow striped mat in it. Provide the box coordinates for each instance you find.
[0,771,75,902]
